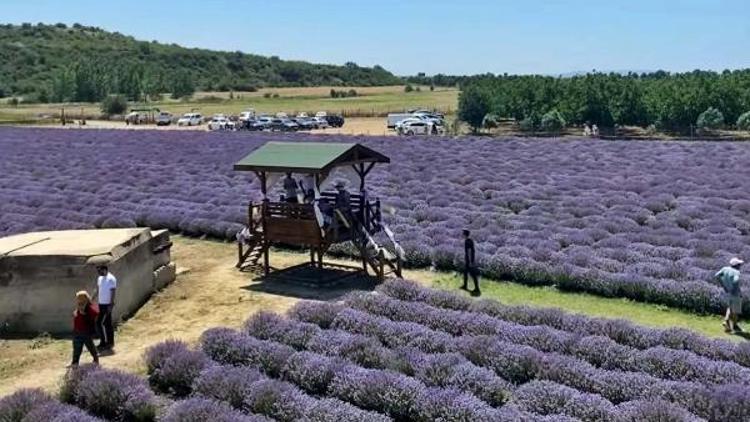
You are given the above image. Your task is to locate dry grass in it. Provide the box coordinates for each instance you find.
[0,86,459,124]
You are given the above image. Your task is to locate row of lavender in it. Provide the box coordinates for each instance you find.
[3,280,748,421]
[3,128,750,313]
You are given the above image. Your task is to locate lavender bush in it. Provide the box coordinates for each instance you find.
[145,340,211,397]
[0,388,56,422]
[162,397,270,422]
[3,128,750,313]
[60,365,157,421]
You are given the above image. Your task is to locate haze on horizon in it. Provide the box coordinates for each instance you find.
[3,0,749,76]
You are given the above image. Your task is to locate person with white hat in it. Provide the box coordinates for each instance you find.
[715,257,744,333]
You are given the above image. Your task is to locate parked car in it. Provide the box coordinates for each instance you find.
[271,118,299,132]
[249,116,274,131]
[239,110,256,123]
[324,115,345,128]
[396,120,440,136]
[312,116,329,129]
[387,113,415,129]
[125,112,147,125]
[177,113,203,126]
[208,115,235,131]
[293,117,317,130]
[155,112,173,126]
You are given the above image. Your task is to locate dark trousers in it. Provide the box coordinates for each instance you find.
[72,335,99,365]
[463,264,480,291]
[96,304,114,347]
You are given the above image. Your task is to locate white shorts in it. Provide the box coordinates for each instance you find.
[728,296,743,315]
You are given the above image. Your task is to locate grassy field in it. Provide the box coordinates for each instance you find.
[0,85,458,124]
[429,274,744,341]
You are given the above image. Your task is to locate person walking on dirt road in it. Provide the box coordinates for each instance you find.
[71,291,99,366]
[95,265,117,351]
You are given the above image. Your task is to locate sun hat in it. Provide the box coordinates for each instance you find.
[730,257,744,266]
[76,290,91,301]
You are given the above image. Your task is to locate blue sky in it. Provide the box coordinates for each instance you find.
[3,0,749,75]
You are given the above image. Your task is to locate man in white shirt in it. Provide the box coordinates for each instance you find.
[95,265,117,350]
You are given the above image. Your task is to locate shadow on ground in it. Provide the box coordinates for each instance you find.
[242,263,379,301]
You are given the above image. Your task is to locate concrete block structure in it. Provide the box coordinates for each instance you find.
[0,228,175,335]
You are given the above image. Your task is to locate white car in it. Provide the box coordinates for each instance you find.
[208,116,235,131]
[397,120,440,136]
[155,112,173,126]
[125,112,147,125]
[177,113,203,126]
[239,110,256,123]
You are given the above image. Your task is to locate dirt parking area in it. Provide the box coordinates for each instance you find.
[0,237,430,396]
[27,117,396,136]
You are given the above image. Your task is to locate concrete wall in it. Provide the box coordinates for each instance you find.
[0,229,175,335]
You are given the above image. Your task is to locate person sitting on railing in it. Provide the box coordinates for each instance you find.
[283,172,299,203]
[317,199,333,228]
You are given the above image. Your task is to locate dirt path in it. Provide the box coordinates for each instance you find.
[0,237,398,396]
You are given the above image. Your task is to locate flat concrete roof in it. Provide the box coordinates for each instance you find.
[0,228,150,257]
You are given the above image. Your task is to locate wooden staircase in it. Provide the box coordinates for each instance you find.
[236,229,267,271]
[349,216,403,281]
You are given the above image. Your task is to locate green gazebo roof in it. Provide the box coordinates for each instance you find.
[233,142,390,174]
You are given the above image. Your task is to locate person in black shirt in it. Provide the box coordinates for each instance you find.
[462,229,480,294]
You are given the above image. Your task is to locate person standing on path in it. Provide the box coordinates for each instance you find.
[71,291,99,367]
[715,257,744,333]
[462,229,480,295]
[95,265,117,351]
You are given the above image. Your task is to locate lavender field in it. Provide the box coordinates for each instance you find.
[2,127,750,313]
[3,280,749,421]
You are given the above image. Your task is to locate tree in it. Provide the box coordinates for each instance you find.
[696,107,724,130]
[404,84,414,93]
[540,109,566,132]
[458,86,490,133]
[101,95,128,116]
[170,71,195,99]
[736,111,750,131]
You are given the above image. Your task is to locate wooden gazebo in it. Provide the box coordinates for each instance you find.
[233,141,403,282]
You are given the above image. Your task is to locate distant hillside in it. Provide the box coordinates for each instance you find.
[0,23,401,100]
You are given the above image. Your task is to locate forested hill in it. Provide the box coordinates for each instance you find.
[0,23,401,100]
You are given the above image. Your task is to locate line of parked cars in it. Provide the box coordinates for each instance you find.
[235,110,344,132]
[138,109,345,132]
[387,109,446,136]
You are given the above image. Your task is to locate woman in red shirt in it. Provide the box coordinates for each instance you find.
[71,291,99,366]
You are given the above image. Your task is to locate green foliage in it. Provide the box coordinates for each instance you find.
[482,113,499,129]
[540,109,566,132]
[170,71,195,99]
[458,70,750,132]
[458,86,490,132]
[737,111,750,131]
[0,23,401,101]
[330,89,358,98]
[696,107,724,130]
[100,95,128,115]
[519,112,540,132]
[404,84,414,93]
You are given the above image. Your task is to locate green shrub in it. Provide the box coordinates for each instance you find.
[540,109,566,132]
[482,113,500,129]
[736,111,750,131]
[696,107,724,130]
[458,86,490,133]
[263,92,272,98]
[100,95,127,116]
[347,89,358,97]
[404,84,414,93]
[519,112,540,132]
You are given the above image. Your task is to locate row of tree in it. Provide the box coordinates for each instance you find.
[457,70,750,132]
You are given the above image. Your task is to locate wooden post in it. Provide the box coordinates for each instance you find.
[258,171,270,276]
